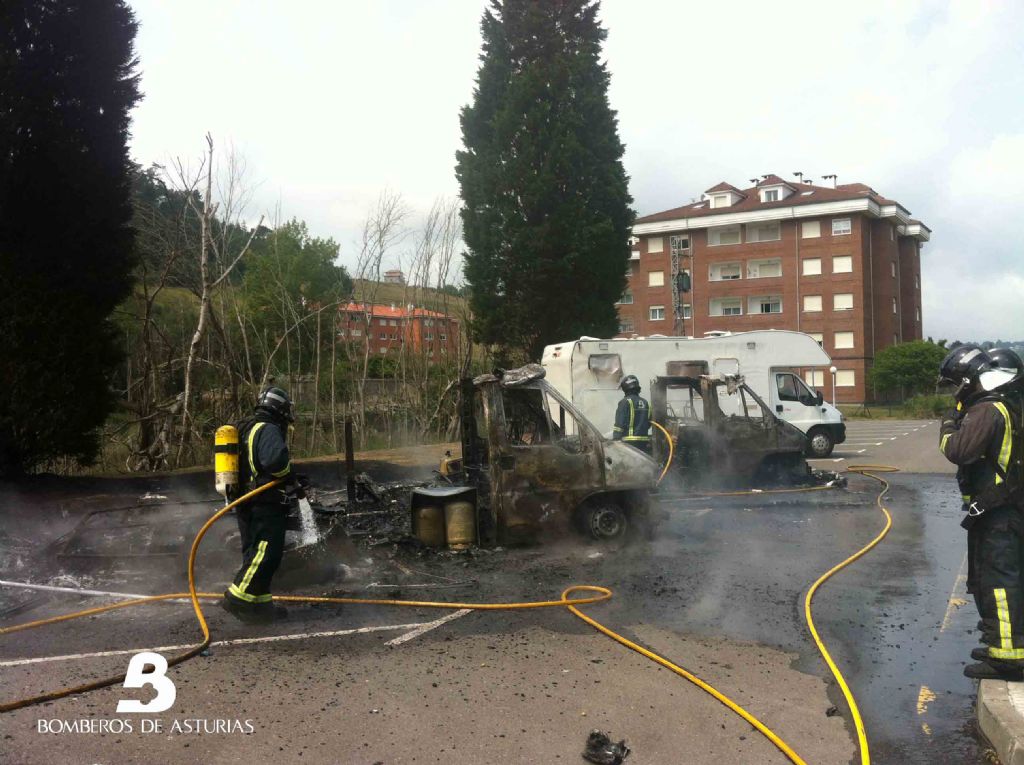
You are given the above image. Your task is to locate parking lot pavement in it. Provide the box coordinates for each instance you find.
[808,419,954,474]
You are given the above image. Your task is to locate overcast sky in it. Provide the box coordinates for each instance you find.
[128,0,1024,342]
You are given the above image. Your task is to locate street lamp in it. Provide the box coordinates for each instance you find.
[829,366,838,408]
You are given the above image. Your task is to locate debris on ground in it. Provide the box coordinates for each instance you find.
[582,729,630,764]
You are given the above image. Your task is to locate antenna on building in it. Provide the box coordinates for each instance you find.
[822,174,837,188]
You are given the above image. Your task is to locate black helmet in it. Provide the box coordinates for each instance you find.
[989,347,1024,375]
[256,386,295,423]
[985,348,1024,392]
[620,375,641,395]
[938,345,992,399]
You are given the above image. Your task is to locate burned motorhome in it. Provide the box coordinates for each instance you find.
[445,364,661,544]
[649,367,810,487]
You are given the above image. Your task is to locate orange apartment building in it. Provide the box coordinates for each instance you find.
[337,302,460,361]
[621,174,931,403]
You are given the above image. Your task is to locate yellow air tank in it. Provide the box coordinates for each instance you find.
[413,505,446,548]
[214,425,239,499]
[444,500,476,550]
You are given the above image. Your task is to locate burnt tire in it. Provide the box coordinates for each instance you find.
[579,502,629,543]
[805,427,834,458]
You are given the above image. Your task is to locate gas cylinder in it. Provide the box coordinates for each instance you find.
[413,505,446,548]
[214,425,239,499]
[444,500,476,550]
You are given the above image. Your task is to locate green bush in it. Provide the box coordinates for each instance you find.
[903,394,955,419]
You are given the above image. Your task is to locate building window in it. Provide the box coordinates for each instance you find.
[805,370,825,387]
[835,370,855,387]
[708,225,741,246]
[832,218,852,236]
[802,221,821,239]
[378,318,387,326]
[351,329,362,337]
[890,226,895,241]
[711,194,730,208]
[649,305,665,321]
[834,331,854,349]
[802,258,822,276]
[916,306,920,321]
[379,347,387,354]
[618,291,634,304]
[763,189,779,202]
[648,271,664,287]
[746,221,781,243]
[379,333,387,339]
[891,262,896,278]
[426,333,434,340]
[646,236,664,253]
[709,262,741,281]
[803,295,822,312]
[710,298,742,316]
[833,255,853,273]
[682,304,692,319]
[808,333,824,346]
[337,329,346,337]
[440,334,447,341]
[749,295,782,314]
[892,297,897,314]
[834,293,854,311]
[619,318,634,333]
[747,258,781,278]
[390,319,398,326]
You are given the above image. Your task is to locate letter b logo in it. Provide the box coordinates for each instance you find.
[116,651,176,713]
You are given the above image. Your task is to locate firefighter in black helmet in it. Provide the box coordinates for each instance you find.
[613,374,651,453]
[938,345,1024,679]
[221,386,305,624]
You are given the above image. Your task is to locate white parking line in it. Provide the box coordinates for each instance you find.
[0,580,153,600]
[385,609,471,646]
[0,622,430,667]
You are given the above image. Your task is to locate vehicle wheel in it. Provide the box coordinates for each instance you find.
[581,502,629,542]
[806,428,834,458]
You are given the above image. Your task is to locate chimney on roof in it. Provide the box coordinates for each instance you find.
[793,171,804,183]
[822,174,838,188]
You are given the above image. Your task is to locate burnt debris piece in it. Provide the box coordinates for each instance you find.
[582,730,631,765]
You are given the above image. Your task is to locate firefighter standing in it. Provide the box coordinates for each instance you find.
[938,346,1024,679]
[613,375,651,453]
[221,387,304,624]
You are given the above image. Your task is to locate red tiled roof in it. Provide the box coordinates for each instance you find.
[704,181,745,194]
[757,174,795,188]
[340,302,458,321]
[637,176,908,225]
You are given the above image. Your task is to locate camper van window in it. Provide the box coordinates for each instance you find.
[666,385,705,422]
[501,388,552,446]
[543,390,587,454]
[776,373,801,402]
[587,353,623,379]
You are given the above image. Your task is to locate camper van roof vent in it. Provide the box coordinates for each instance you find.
[703,330,731,338]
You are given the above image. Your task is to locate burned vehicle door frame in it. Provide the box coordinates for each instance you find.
[488,380,605,543]
[651,374,806,483]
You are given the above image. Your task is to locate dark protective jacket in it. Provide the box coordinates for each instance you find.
[613,393,651,444]
[940,395,1020,508]
[237,414,293,502]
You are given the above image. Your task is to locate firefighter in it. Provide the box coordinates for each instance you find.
[613,374,651,453]
[938,346,1024,679]
[221,387,305,624]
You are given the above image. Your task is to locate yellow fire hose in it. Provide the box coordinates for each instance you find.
[0,467,901,765]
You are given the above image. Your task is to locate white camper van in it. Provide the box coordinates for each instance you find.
[541,330,846,457]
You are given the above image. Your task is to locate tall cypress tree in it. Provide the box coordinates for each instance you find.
[0,0,141,474]
[456,0,634,361]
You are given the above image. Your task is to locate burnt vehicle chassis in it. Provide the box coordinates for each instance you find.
[649,372,811,487]
[451,366,660,545]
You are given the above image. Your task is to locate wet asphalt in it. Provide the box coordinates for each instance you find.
[0,421,999,764]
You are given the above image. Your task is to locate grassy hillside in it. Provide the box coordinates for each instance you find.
[351,279,468,316]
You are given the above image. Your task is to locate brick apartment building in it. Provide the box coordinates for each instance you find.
[337,302,460,361]
[620,174,931,403]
